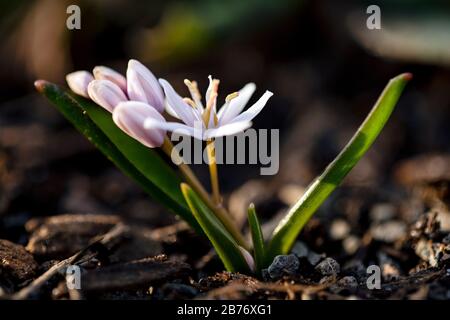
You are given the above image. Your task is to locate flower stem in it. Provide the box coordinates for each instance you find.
[161,136,249,249]
[206,139,221,205]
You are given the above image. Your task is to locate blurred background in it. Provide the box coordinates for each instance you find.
[1,0,449,243]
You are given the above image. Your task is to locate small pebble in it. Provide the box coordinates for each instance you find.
[343,259,366,282]
[343,235,361,255]
[329,219,350,240]
[370,203,396,222]
[415,239,439,267]
[261,268,270,281]
[267,254,300,279]
[291,241,309,258]
[378,252,401,281]
[307,251,323,266]
[371,221,406,243]
[338,276,358,288]
[291,241,323,265]
[315,257,340,276]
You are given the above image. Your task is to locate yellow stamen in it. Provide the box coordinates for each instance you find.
[225,91,239,103]
[202,93,217,127]
[184,79,202,104]
[213,113,219,126]
[203,79,220,128]
[183,97,196,108]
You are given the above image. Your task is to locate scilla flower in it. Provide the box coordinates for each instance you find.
[144,76,273,139]
[66,60,166,147]
[66,59,164,114]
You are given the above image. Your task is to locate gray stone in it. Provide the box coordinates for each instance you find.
[267,254,299,279]
[291,241,309,258]
[338,276,358,288]
[315,257,340,276]
[291,241,323,265]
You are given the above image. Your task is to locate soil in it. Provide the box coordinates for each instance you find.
[0,147,449,299]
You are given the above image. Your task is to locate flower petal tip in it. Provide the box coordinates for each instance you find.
[66,71,94,98]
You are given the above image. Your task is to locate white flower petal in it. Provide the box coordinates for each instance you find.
[218,83,256,125]
[164,100,181,120]
[88,80,127,113]
[159,78,200,126]
[112,101,166,148]
[144,119,203,140]
[66,71,93,98]
[229,90,273,124]
[93,66,127,93]
[205,121,252,139]
[127,59,165,112]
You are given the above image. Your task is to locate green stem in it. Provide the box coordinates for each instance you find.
[162,137,249,250]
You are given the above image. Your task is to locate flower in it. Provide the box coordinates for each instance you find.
[66,71,94,98]
[66,59,164,113]
[87,80,127,112]
[66,60,167,147]
[144,76,273,140]
[112,101,166,148]
[238,246,255,272]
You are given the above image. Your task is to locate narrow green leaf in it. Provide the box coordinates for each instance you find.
[35,80,201,232]
[72,95,187,207]
[267,73,412,260]
[247,203,266,273]
[181,183,250,273]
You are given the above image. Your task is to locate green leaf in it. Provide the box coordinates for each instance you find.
[181,183,250,273]
[247,204,266,273]
[267,73,412,260]
[35,80,201,232]
[72,95,186,206]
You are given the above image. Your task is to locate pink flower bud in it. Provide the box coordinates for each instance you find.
[238,246,256,272]
[126,59,164,113]
[87,80,127,113]
[66,71,94,98]
[112,101,166,148]
[93,66,127,93]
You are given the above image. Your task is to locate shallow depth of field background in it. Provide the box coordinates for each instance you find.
[0,0,449,241]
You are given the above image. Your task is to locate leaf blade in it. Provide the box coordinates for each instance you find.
[36,81,201,231]
[181,183,250,273]
[73,95,187,206]
[247,204,266,273]
[267,73,412,259]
